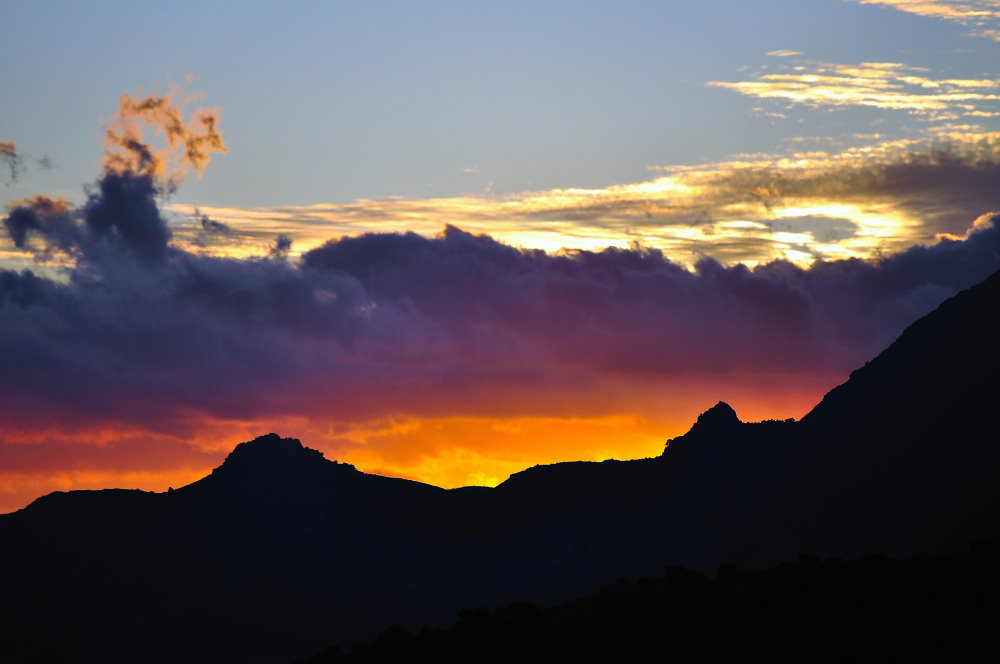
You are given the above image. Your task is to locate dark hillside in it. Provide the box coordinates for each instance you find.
[3,271,1000,663]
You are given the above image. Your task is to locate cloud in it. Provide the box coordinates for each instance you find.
[709,58,1000,120]
[682,136,1000,239]
[1,141,52,184]
[3,87,226,266]
[3,195,76,252]
[4,174,171,263]
[166,134,1000,267]
[102,88,227,191]
[196,208,233,236]
[847,0,1000,41]
[84,173,172,262]
[270,233,293,257]
[1,142,20,182]
[5,167,1000,434]
[4,80,1000,510]
[4,162,1000,508]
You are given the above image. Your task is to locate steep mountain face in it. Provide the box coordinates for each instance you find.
[788,269,1000,556]
[803,268,1000,431]
[649,270,1000,563]
[3,270,1000,664]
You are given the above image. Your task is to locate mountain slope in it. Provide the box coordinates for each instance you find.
[3,270,1000,663]
[788,268,1000,555]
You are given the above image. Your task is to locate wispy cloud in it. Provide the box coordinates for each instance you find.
[710,58,1000,119]
[0,142,19,183]
[1,141,53,185]
[848,0,1000,41]
[163,133,1000,268]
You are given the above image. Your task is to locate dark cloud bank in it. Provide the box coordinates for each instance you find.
[2,171,1000,433]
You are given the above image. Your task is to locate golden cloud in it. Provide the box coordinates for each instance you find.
[709,58,1000,119]
[168,132,1000,269]
[848,0,1000,40]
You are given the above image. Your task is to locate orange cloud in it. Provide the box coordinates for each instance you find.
[103,88,227,190]
[5,194,71,217]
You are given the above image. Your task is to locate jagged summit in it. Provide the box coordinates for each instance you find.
[693,401,740,429]
[663,401,742,454]
[195,434,369,512]
[212,433,330,478]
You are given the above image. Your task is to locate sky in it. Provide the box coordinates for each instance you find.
[2,0,1000,512]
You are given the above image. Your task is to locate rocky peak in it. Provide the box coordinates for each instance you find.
[214,433,327,476]
[693,402,740,430]
[663,401,743,454]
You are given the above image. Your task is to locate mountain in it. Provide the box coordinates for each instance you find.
[3,270,1000,663]
[295,541,1000,662]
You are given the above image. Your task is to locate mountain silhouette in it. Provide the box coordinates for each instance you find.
[295,541,1000,662]
[3,270,1000,663]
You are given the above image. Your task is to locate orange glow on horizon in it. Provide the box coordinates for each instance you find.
[0,372,838,513]
[0,468,208,505]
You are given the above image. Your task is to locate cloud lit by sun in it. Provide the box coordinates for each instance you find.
[165,132,999,270]
[847,0,1000,41]
[103,87,227,191]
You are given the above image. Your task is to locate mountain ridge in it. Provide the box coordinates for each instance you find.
[4,268,1000,663]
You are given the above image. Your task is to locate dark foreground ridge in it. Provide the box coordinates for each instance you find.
[297,541,1000,662]
[3,269,1000,663]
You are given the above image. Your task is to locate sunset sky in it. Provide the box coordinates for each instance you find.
[3,0,1000,513]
